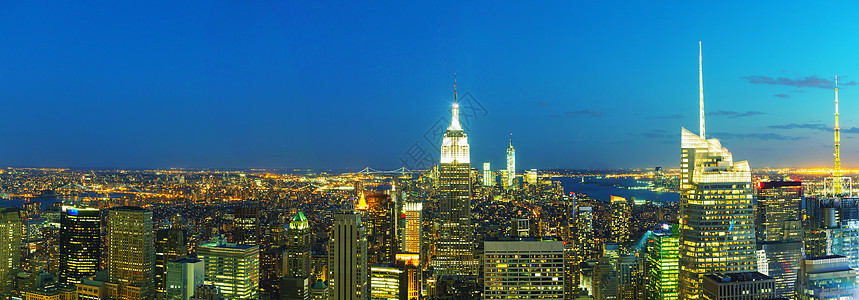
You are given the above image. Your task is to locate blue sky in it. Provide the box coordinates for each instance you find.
[1,1,858,169]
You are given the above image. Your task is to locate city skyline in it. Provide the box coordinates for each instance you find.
[2,2,859,170]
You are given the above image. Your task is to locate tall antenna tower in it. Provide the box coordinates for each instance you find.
[699,41,705,139]
[835,76,842,176]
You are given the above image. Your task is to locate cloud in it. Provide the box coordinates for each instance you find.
[768,123,829,131]
[652,114,684,119]
[635,129,677,140]
[536,101,549,106]
[711,132,805,141]
[740,75,857,89]
[565,110,603,117]
[707,110,765,118]
[775,94,790,98]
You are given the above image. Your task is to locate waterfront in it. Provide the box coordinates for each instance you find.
[554,176,679,203]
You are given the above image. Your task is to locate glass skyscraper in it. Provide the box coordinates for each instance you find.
[59,206,100,286]
[678,128,757,299]
[646,224,679,300]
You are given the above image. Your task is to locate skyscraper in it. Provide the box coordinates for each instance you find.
[756,241,803,299]
[0,208,21,298]
[107,206,155,299]
[483,238,565,299]
[678,42,757,299]
[796,255,858,300]
[609,196,630,246]
[756,181,802,242]
[367,193,395,265]
[58,206,100,286]
[432,84,477,276]
[645,224,679,300]
[233,205,259,245]
[482,162,492,186]
[155,224,187,297]
[165,258,204,300]
[287,212,312,278]
[197,240,261,299]
[402,202,422,255]
[329,212,368,300]
[700,272,775,300]
[506,137,515,189]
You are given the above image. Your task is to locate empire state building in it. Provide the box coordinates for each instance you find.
[431,89,478,276]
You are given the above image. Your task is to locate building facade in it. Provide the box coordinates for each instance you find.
[328,212,368,300]
[107,206,155,299]
[483,238,564,299]
[197,241,260,299]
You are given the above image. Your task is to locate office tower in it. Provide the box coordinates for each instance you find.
[510,218,530,237]
[506,137,515,189]
[156,225,188,296]
[617,255,642,300]
[482,162,493,186]
[796,255,858,299]
[525,169,538,186]
[329,212,368,300]
[700,272,775,300]
[572,206,597,293]
[609,196,630,246]
[395,253,420,300]
[107,206,155,299]
[367,193,395,264]
[0,208,21,298]
[58,206,100,286]
[370,264,408,300]
[402,202,422,255]
[233,206,259,245]
[755,241,802,299]
[483,238,565,299]
[593,255,618,300]
[678,42,756,300]
[287,212,312,278]
[646,224,679,300]
[280,277,309,300]
[165,258,204,300]
[432,94,477,275]
[756,181,802,242]
[309,280,328,300]
[197,240,261,299]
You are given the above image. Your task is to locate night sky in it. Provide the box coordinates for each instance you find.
[2,1,859,170]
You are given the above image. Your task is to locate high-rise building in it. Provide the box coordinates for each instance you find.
[367,193,395,265]
[280,277,309,300]
[197,240,260,300]
[432,97,477,276]
[572,206,597,293]
[645,224,679,300]
[483,238,565,299]
[370,264,407,300]
[525,169,538,186]
[796,255,858,300]
[678,43,757,299]
[755,241,802,299]
[107,206,155,299]
[58,206,100,286]
[395,253,420,300]
[510,218,530,238]
[756,181,802,242]
[402,202,422,255]
[482,162,493,186]
[287,212,312,278]
[165,258,204,300]
[156,225,188,297]
[0,208,21,298]
[329,212,368,300]
[309,280,328,300]
[609,196,630,246]
[700,272,775,300]
[506,138,515,189]
[233,206,259,245]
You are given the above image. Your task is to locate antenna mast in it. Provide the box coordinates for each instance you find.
[699,41,705,139]
[835,76,842,176]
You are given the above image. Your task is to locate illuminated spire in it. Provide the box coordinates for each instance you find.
[835,76,842,176]
[509,133,513,148]
[699,41,705,139]
[449,73,462,131]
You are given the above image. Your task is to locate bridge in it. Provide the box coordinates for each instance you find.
[354,167,425,175]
